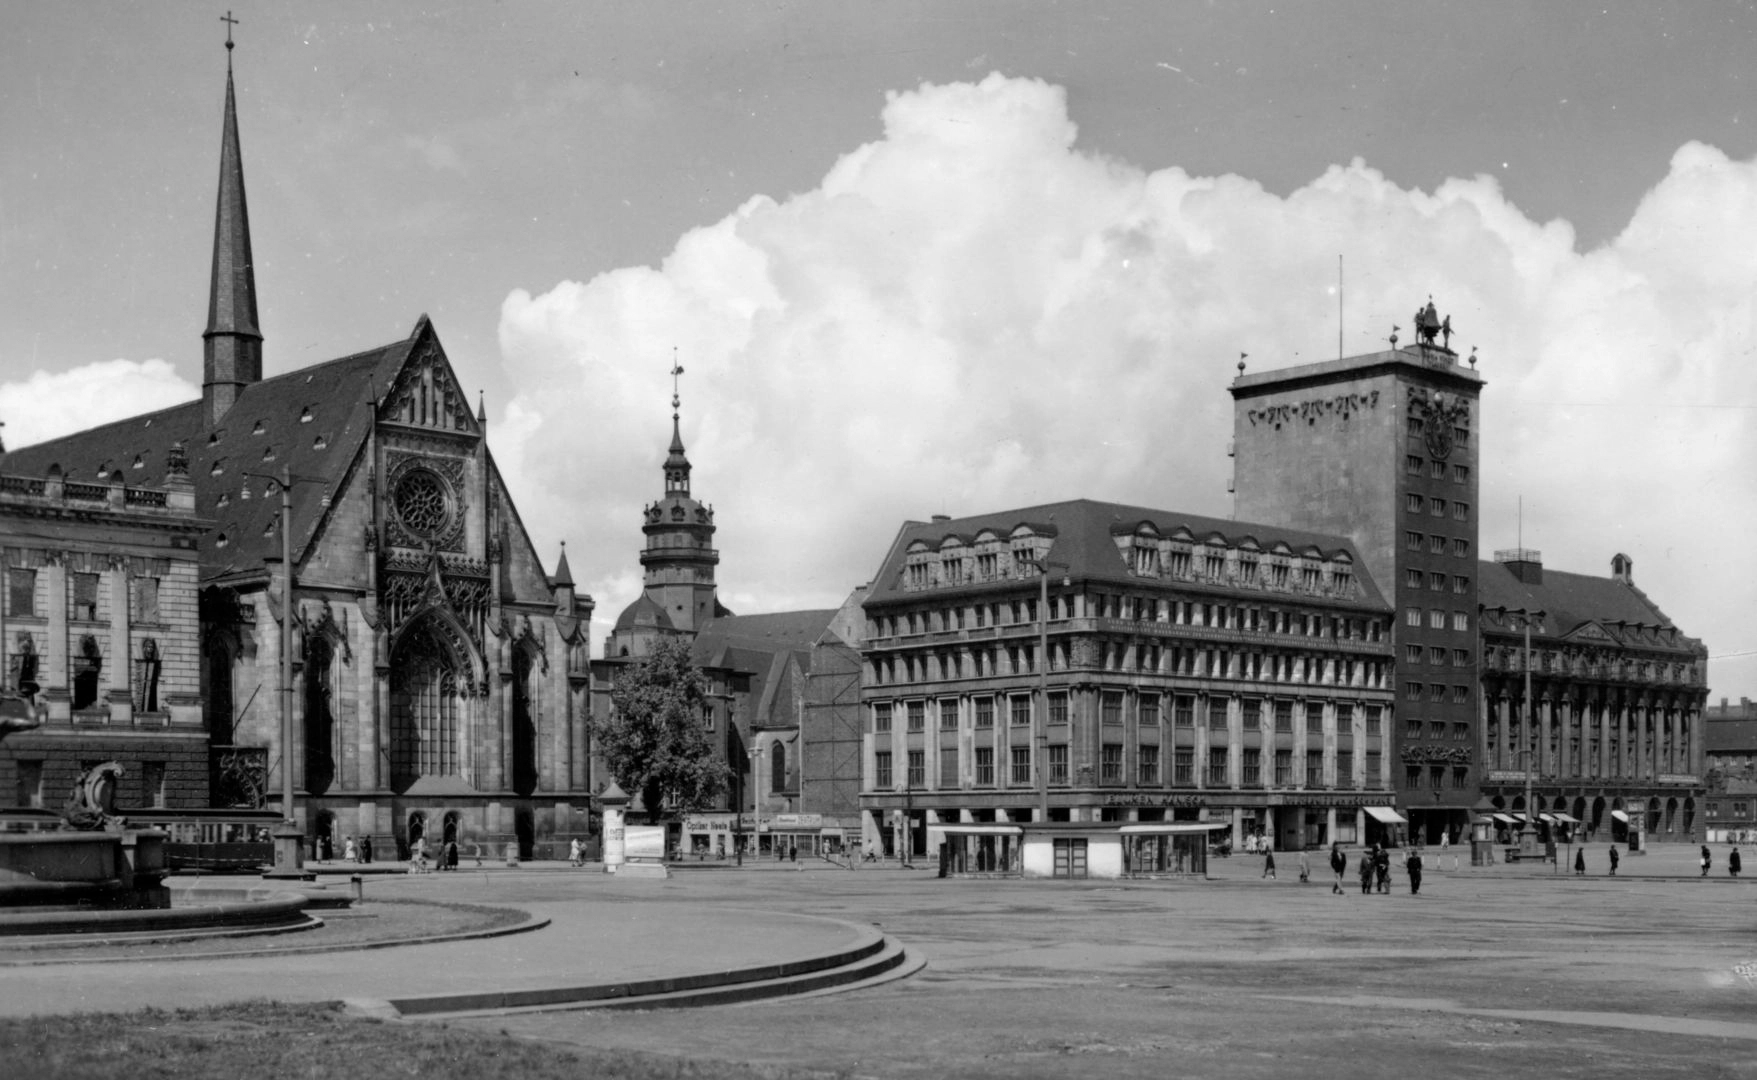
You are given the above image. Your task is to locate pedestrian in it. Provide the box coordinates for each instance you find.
[361,835,373,864]
[1574,847,1585,876]
[1358,850,1373,894]
[1262,846,1276,880]
[1701,844,1712,877]
[789,843,797,863]
[569,838,581,867]
[1298,847,1311,884]
[1730,848,1742,878]
[1373,844,1391,894]
[1608,844,1619,876]
[446,839,458,871]
[1330,843,1347,895]
[1405,848,1423,895]
[344,836,356,863]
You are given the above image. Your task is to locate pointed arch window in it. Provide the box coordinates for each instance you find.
[771,740,787,794]
[389,622,462,786]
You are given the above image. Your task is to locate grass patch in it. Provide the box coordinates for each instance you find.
[0,1000,843,1080]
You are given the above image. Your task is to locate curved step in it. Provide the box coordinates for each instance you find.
[380,931,919,1018]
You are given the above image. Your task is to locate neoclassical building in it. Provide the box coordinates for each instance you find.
[0,42,592,856]
[858,501,1400,859]
[1477,550,1708,843]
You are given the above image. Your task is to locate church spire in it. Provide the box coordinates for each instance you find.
[202,12,263,426]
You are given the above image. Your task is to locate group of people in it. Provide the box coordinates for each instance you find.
[1700,845,1742,877]
[408,836,460,872]
[340,835,373,864]
[1309,843,1424,895]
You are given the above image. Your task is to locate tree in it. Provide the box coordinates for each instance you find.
[596,636,728,824]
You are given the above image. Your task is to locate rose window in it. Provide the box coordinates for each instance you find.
[394,470,450,536]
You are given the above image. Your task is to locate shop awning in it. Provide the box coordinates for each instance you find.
[1611,809,1630,822]
[1118,822,1232,834]
[1537,813,1558,823]
[1492,813,1517,824]
[1364,806,1408,824]
[1549,812,1580,824]
[933,824,1024,836]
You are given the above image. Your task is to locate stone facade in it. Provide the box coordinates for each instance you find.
[857,501,1400,857]
[0,463,210,811]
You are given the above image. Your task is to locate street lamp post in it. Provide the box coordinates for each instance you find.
[252,464,321,881]
[1500,605,1546,857]
[748,735,761,863]
[1024,557,1069,824]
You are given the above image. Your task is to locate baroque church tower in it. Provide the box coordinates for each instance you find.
[606,363,724,657]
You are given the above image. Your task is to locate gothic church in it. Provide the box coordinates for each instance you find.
[0,42,592,857]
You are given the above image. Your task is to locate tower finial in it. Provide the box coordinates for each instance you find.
[221,11,238,69]
[670,347,684,421]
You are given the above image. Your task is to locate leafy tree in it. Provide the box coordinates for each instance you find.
[596,636,728,824]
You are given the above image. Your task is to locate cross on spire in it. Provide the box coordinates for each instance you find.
[221,11,238,69]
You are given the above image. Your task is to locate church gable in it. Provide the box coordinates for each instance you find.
[376,319,480,438]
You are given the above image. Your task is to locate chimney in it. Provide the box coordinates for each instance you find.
[1611,552,1633,585]
[931,514,951,523]
[1494,548,1543,586]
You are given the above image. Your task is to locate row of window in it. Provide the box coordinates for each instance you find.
[873,695,1385,735]
[1405,494,1471,520]
[1407,416,1471,445]
[1404,682,1473,703]
[1406,607,1471,632]
[870,641,1390,689]
[1404,765,1472,790]
[1405,455,1471,484]
[1406,719,1473,741]
[874,596,1386,642]
[1404,532,1471,558]
[1404,570,1471,594]
[1405,644,1474,666]
[872,746,1387,790]
[6,568,163,624]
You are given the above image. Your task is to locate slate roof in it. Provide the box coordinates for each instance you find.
[1707,720,1757,753]
[693,610,839,730]
[1476,558,1702,654]
[864,499,1389,609]
[1,320,423,583]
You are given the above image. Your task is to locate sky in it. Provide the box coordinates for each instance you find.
[3,2,1756,701]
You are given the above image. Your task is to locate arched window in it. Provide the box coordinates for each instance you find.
[389,621,462,791]
[770,740,787,793]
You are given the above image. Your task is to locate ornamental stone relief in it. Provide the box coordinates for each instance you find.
[1245,391,1380,430]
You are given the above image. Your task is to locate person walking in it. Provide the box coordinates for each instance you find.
[343,836,357,863]
[1262,846,1276,880]
[1358,849,1374,894]
[1298,847,1311,884]
[1574,847,1586,876]
[1701,845,1712,877]
[1608,844,1620,876]
[1406,848,1424,895]
[1730,848,1742,878]
[1373,844,1391,894]
[1330,843,1348,894]
[569,838,582,867]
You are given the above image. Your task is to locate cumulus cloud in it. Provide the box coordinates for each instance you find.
[497,73,1754,695]
[1,359,198,451]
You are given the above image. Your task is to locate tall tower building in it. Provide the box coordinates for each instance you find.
[1230,305,1485,839]
[606,365,724,657]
